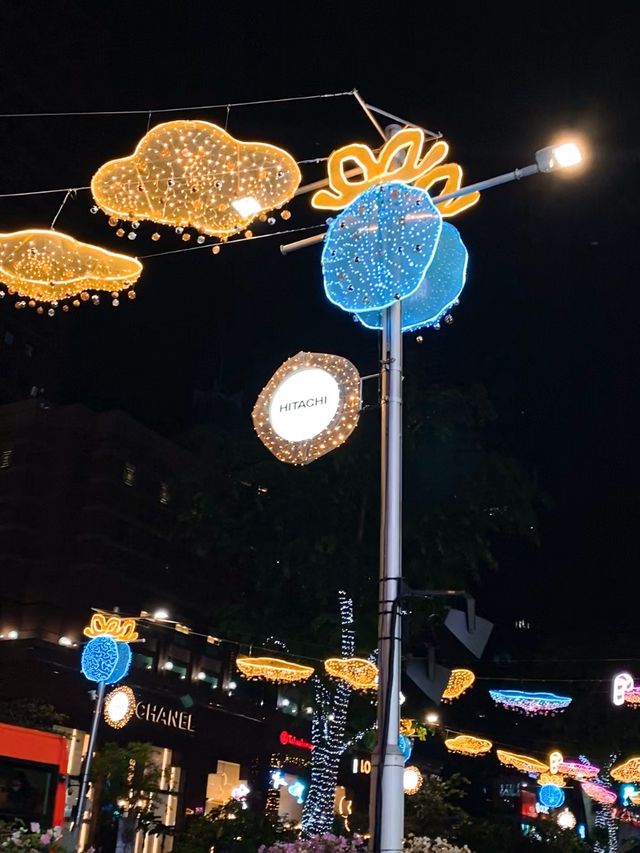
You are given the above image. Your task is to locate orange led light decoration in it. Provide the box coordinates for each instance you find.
[539,772,566,788]
[611,757,640,783]
[311,127,480,218]
[496,750,548,774]
[0,229,142,308]
[235,656,314,684]
[91,120,301,239]
[400,719,416,736]
[442,669,476,702]
[324,658,378,690]
[83,613,139,642]
[444,735,492,756]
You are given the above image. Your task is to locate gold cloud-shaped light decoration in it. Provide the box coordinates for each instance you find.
[444,735,492,756]
[0,229,142,309]
[91,120,301,239]
[236,656,314,684]
[611,757,640,783]
[324,657,378,691]
[83,613,139,642]
[311,127,480,218]
[496,750,548,774]
[442,669,476,702]
[538,772,566,788]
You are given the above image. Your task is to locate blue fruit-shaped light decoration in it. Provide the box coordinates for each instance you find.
[81,635,132,684]
[539,784,565,809]
[399,734,413,763]
[321,181,442,313]
[356,221,468,332]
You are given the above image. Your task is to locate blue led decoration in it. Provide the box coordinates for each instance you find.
[539,784,565,809]
[81,635,132,684]
[489,689,572,716]
[398,734,413,764]
[288,781,307,804]
[321,181,442,313]
[356,222,468,332]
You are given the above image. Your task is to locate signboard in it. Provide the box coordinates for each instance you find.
[135,701,195,733]
[252,352,361,465]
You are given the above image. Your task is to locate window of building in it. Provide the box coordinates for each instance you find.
[277,688,299,717]
[163,659,188,680]
[3,331,14,346]
[196,669,219,689]
[159,482,171,505]
[122,463,136,486]
[133,652,155,672]
[1,450,12,469]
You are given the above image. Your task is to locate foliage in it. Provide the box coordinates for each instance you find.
[404,774,471,840]
[0,822,65,853]
[403,838,472,853]
[0,699,67,732]
[260,834,365,852]
[173,800,295,853]
[91,741,160,812]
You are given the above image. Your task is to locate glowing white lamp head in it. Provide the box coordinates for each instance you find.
[153,608,169,620]
[403,766,423,795]
[425,712,439,725]
[535,141,584,173]
[104,685,136,729]
[557,808,577,831]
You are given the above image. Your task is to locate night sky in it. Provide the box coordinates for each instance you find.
[1,3,638,641]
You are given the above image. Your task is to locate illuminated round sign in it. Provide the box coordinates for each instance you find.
[252,352,361,465]
[104,685,136,729]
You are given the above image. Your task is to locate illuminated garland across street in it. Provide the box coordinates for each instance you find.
[611,757,640,783]
[0,229,142,309]
[558,759,600,781]
[91,120,301,240]
[496,750,548,774]
[323,657,378,691]
[442,669,476,702]
[581,781,618,805]
[236,656,314,683]
[444,735,492,756]
[489,689,572,716]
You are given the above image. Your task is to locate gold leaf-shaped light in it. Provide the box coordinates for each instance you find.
[91,120,301,238]
[0,229,142,305]
[324,657,378,690]
[442,669,476,702]
[496,749,548,774]
[236,656,314,684]
[444,735,492,756]
[84,613,139,642]
[611,757,640,783]
[538,772,566,788]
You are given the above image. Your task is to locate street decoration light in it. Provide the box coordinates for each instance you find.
[496,750,548,774]
[612,672,635,705]
[252,351,361,464]
[539,784,565,809]
[442,669,476,702]
[444,735,492,756]
[489,689,572,716]
[402,766,423,795]
[236,655,315,683]
[91,120,301,241]
[557,809,577,831]
[539,772,566,788]
[581,781,618,805]
[558,758,600,781]
[324,657,378,691]
[0,229,142,310]
[103,685,136,729]
[611,757,640,784]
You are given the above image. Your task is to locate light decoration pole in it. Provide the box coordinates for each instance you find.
[280,128,584,850]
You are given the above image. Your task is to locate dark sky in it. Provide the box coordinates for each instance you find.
[1,3,638,634]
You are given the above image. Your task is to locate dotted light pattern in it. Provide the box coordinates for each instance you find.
[321,182,442,313]
[236,656,314,684]
[91,120,300,239]
[252,352,361,465]
[611,757,640,783]
[539,784,565,809]
[403,766,424,796]
[312,127,480,218]
[356,221,468,333]
[444,735,492,756]
[84,613,139,642]
[581,781,618,805]
[103,685,136,729]
[556,809,577,831]
[302,592,354,835]
[624,688,640,708]
[0,229,142,307]
[558,759,600,781]
[496,750,548,774]
[324,657,378,691]
[81,635,132,684]
[539,772,566,788]
[441,668,476,702]
[489,689,572,716]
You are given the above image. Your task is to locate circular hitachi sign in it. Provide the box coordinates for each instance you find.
[252,352,361,465]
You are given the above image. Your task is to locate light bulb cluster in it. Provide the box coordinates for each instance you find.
[444,735,492,756]
[252,351,361,466]
[442,668,476,702]
[235,656,314,684]
[103,685,136,729]
[0,229,142,309]
[403,765,424,795]
[91,120,300,240]
[323,657,378,691]
[489,689,572,716]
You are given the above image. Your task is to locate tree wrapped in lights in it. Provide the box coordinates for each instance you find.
[301,591,355,835]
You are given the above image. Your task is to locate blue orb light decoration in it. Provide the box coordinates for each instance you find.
[321,182,442,313]
[539,784,565,809]
[398,734,413,763]
[356,221,468,332]
[81,635,132,684]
